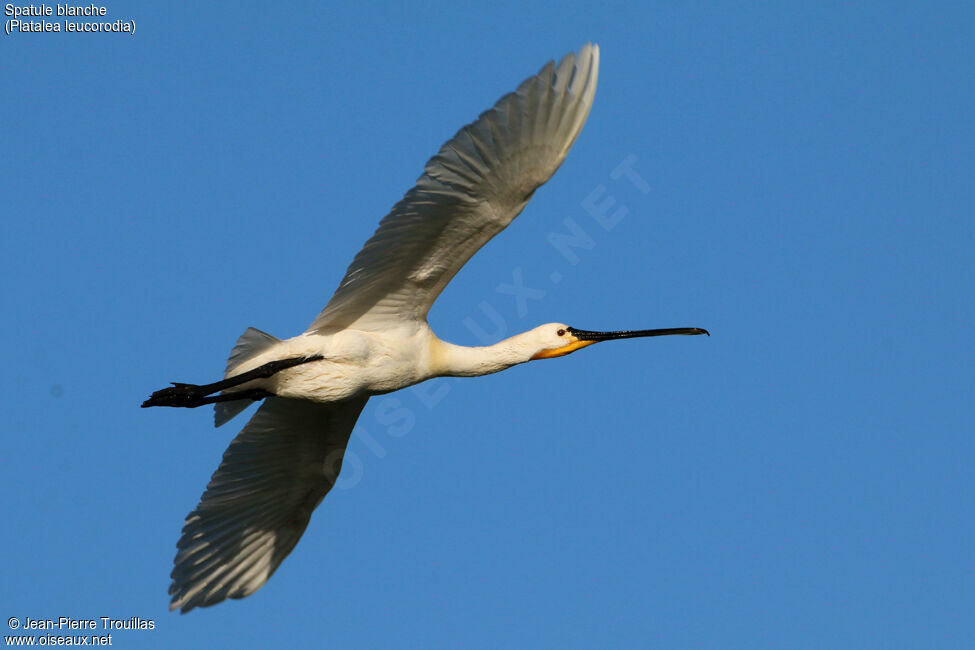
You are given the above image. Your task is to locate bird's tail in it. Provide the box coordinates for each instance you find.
[214,327,281,427]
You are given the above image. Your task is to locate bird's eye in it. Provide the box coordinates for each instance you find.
[557,329,566,336]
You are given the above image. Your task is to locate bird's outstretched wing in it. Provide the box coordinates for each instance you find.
[169,396,368,613]
[308,43,599,333]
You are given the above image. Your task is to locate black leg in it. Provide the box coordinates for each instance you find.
[142,388,274,409]
[141,355,323,409]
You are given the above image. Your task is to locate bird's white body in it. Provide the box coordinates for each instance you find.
[147,43,705,614]
[230,327,434,403]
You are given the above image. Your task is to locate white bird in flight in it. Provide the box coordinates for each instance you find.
[144,43,708,613]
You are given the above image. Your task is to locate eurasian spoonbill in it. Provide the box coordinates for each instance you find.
[143,43,708,613]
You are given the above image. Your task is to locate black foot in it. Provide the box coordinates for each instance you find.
[142,385,274,409]
[142,383,209,408]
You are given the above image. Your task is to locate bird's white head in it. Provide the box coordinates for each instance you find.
[528,323,710,361]
[526,324,594,360]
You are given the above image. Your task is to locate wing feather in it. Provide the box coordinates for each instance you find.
[308,43,599,332]
[169,396,367,613]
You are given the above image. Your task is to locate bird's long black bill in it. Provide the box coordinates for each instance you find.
[567,326,709,341]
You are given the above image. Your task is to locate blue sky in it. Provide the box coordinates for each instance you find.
[2,2,972,648]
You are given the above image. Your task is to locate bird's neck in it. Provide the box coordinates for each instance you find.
[432,335,534,378]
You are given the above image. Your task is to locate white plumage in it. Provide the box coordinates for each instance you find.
[309,44,599,332]
[148,43,707,613]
